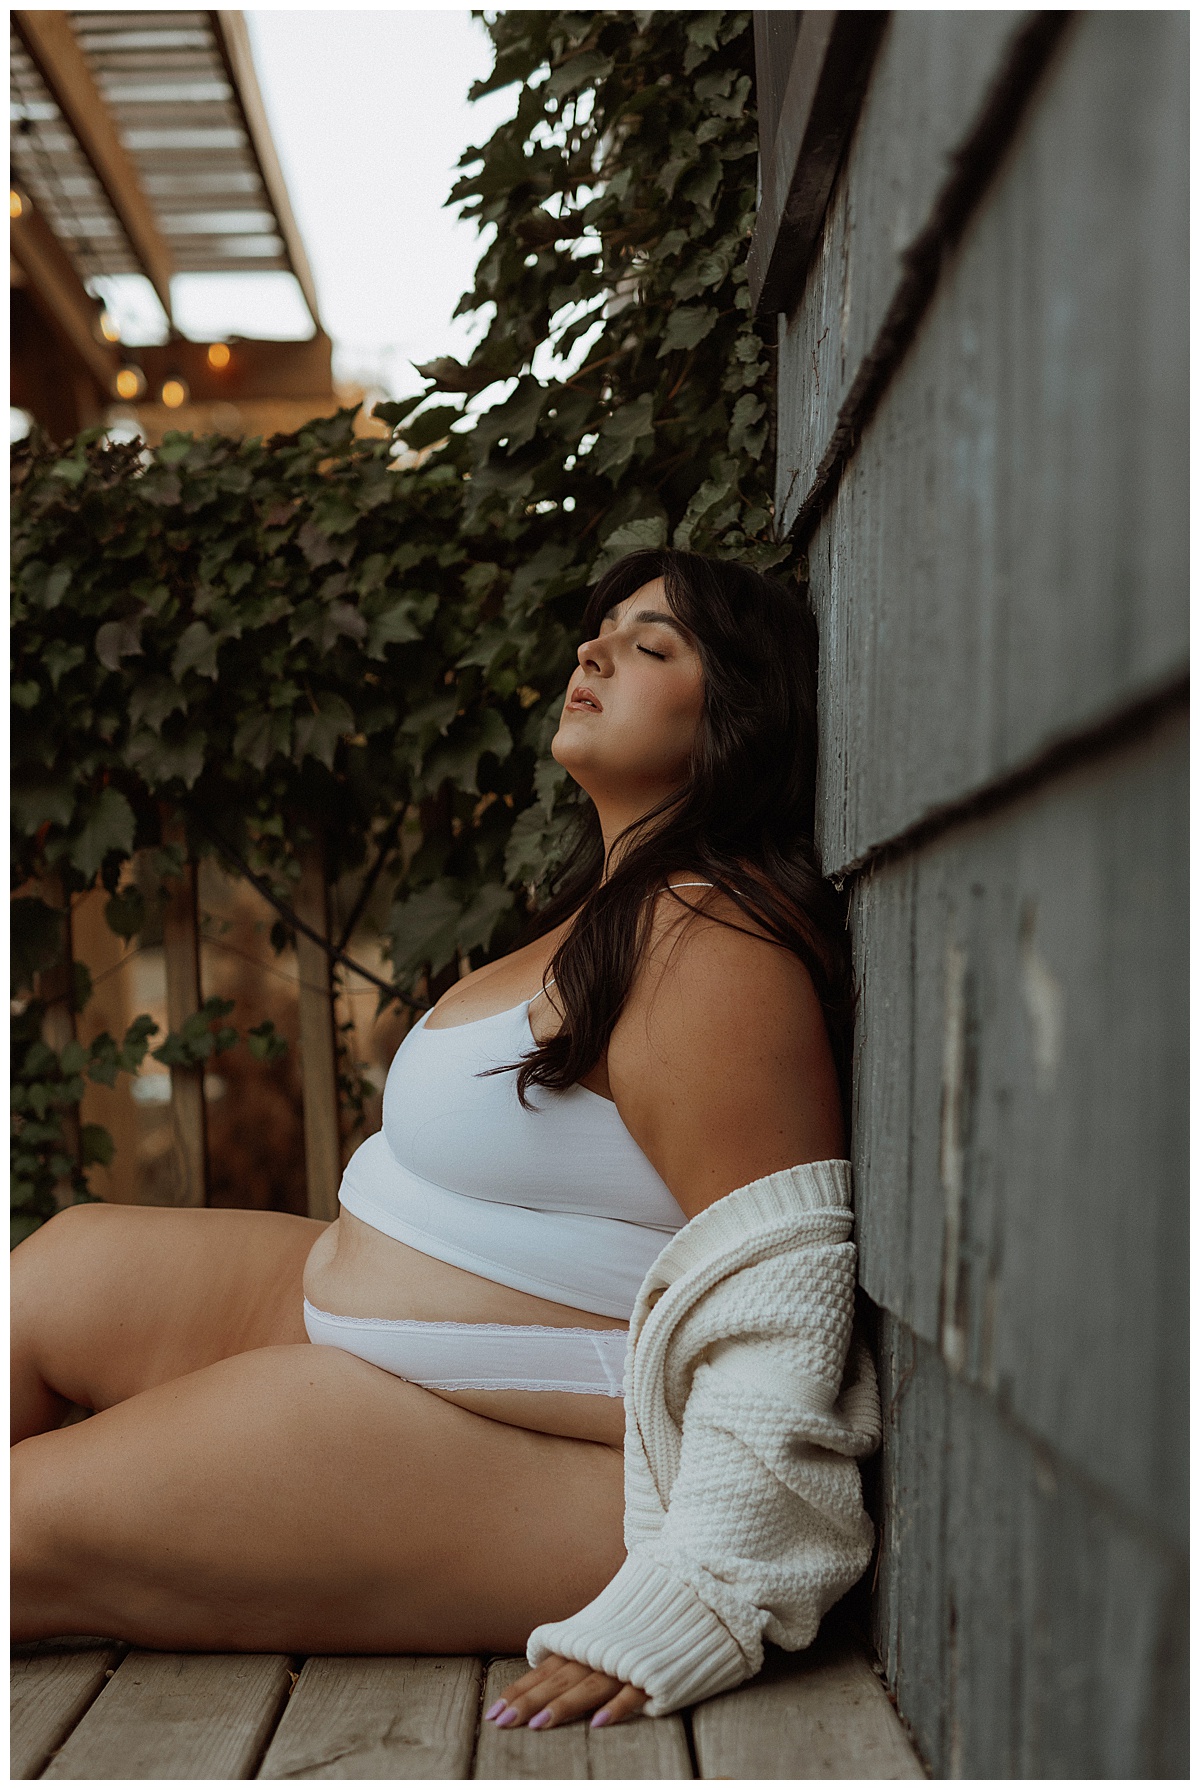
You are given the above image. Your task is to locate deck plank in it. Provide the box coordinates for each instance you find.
[257,1655,482,1779]
[473,1655,692,1780]
[42,1650,293,1779]
[10,1640,123,1780]
[692,1638,926,1779]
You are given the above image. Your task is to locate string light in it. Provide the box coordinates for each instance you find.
[207,342,231,370]
[98,310,120,343]
[160,377,188,409]
[10,190,24,219]
[114,366,145,400]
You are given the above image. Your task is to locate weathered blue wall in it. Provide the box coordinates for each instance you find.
[768,12,1188,1776]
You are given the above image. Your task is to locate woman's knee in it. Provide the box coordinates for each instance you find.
[12,1203,115,1344]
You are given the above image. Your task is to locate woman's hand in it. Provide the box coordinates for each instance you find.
[483,1653,648,1730]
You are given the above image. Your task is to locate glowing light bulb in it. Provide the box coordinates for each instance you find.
[98,310,120,343]
[207,341,231,370]
[10,190,24,219]
[160,377,188,410]
[114,366,144,400]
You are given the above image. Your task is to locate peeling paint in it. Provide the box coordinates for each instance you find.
[1018,899,1064,1093]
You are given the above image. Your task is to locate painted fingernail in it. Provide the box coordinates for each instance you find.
[591,1710,612,1729]
[495,1707,521,1728]
[528,1710,552,1730]
[484,1699,507,1722]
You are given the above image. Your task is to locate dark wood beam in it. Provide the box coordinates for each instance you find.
[134,333,334,404]
[12,9,176,321]
[11,287,105,440]
[10,198,121,394]
[210,11,323,332]
[748,11,887,319]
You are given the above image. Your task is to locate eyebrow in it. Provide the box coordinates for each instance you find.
[602,606,691,638]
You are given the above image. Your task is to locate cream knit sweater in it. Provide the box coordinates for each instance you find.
[525,1159,882,1717]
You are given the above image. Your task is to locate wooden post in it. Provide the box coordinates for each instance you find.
[294,841,342,1221]
[36,873,80,1210]
[162,829,207,1207]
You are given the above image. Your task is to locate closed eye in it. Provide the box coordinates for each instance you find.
[637,644,667,660]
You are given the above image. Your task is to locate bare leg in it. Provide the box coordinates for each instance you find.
[11,1202,324,1443]
[12,1342,625,1652]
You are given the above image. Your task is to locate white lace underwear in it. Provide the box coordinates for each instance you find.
[302,1299,628,1397]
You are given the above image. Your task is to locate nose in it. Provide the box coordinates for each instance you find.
[576,633,611,676]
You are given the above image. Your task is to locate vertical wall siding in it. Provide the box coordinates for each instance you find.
[769,10,1189,1776]
[851,714,1187,1543]
[798,11,1188,874]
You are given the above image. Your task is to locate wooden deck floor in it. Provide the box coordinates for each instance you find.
[13,1613,926,1779]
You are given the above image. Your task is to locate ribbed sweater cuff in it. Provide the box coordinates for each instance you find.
[526,1555,750,1717]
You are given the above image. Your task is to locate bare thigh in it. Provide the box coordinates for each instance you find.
[11,1202,324,1438]
[12,1341,625,1654]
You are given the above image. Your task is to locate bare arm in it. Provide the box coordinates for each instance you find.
[607,890,846,1218]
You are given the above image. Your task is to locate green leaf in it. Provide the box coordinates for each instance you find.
[43,564,72,610]
[371,393,427,427]
[388,881,465,982]
[233,708,292,772]
[50,457,87,487]
[126,729,207,790]
[171,620,219,681]
[72,961,94,1013]
[402,405,461,450]
[592,513,669,579]
[297,521,337,568]
[424,707,514,797]
[545,48,613,99]
[291,600,368,655]
[79,1123,115,1168]
[95,618,144,671]
[503,801,572,889]
[246,1019,289,1064]
[43,641,85,689]
[593,394,656,480]
[116,1014,159,1073]
[657,304,719,358]
[11,898,65,996]
[12,772,75,835]
[366,600,425,658]
[455,882,514,958]
[411,357,494,394]
[128,677,187,733]
[69,787,136,879]
[104,885,146,941]
[293,693,356,771]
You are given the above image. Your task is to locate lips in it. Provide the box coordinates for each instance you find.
[568,685,603,712]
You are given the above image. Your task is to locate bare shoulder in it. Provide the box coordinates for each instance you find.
[607,881,847,1218]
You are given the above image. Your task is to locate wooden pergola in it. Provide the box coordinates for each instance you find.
[10,9,335,441]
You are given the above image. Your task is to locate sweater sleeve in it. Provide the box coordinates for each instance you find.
[526,1249,882,1716]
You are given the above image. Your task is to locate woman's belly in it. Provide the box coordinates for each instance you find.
[303,1212,628,1448]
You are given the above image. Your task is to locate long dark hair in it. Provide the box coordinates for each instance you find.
[509,548,854,1116]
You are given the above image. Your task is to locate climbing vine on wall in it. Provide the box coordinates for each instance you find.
[11,10,794,1240]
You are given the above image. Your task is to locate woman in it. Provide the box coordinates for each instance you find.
[11,549,878,1731]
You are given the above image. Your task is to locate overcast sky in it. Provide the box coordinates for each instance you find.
[242,10,516,398]
[235,11,516,398]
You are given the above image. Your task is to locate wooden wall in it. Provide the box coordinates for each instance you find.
[761,12,1188,1775]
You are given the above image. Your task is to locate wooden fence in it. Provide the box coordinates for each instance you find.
[36,839,355,1225]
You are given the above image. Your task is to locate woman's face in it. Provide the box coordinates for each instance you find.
[551,578,705,811]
